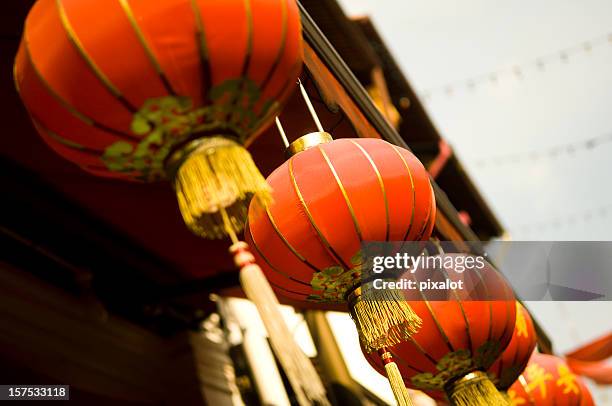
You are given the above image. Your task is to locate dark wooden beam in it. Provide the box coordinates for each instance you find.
[0,261,207,405]
[0,157,232,334]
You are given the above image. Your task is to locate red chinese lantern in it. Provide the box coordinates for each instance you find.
[14,2,332,405]
[564,332,612,386]
[14,0,302,238]
[508,353,595,406]
[247,132,435,339]
[577,379,595,406]
[246,130,435,405]
[361,254,517,406]
[489,302,538,391]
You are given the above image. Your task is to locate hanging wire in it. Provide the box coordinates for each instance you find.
[420,31,612,101]
[472,130,612,168]
[514,202,612,233]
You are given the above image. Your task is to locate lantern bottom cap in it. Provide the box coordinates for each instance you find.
[171,136,271,239]
[447,371,509,406]
[348,281,422,352]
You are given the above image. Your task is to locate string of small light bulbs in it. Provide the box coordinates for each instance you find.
[419,32,612,101]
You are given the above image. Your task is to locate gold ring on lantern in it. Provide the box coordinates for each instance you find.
[285,131,333,158]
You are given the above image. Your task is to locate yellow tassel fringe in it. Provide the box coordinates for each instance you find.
[349,283,422,353]
[235,245,330,406]
[448,371,509,406]
[173,137,271,239]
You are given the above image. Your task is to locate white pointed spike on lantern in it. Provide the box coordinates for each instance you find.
[298,79,325,133]
[275,117,290,148]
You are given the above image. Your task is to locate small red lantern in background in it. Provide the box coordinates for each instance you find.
[361,254,517,406]
[489,302,538,391]
[14,0,302,238]
[577,379,596,406]
[508,353,595,406]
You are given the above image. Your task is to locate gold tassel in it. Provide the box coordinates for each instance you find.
[170,136,272,239]
[221,208,329,406]
[380,349,414,406]
[447,371,509,406]
[231,242,330,406]
[348,282,422,353]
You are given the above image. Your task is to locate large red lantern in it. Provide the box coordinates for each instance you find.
[14,0,302,238]
[508,353,595,406]
[246,133,436,343]
[362,254,517,406]
[13,3,334,404]
[246,131,435,405]
[489,302,538,391]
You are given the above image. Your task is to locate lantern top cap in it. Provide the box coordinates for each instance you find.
[286,131,333,157]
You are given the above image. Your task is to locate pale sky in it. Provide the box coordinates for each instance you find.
[332,0,612,403]
[336,0,612,241]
